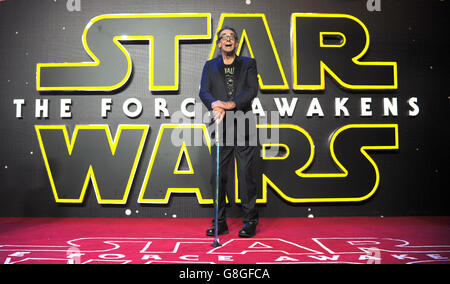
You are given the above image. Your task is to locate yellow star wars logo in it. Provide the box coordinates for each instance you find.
[35,124,398,204]
[36,13,397,91]
[34,13,400,205]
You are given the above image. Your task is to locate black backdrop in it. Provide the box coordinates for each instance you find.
[0,0,448,218]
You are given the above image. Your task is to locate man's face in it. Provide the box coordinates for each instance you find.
[218,29,238,54]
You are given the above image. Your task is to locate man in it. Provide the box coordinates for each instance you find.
[199,26,259,238]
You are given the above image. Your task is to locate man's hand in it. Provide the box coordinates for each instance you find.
[212,107,225,123]
[212,100,236,110]
[211,100,236,123]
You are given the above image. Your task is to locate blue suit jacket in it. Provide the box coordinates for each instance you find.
[199,56,258,113]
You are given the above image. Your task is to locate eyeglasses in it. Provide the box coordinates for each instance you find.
[219,34,236,41]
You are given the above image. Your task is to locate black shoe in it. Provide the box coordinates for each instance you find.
[238,222,257,238]
[206,221,229,236]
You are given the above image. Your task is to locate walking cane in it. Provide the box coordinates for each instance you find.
[211,116,222,247]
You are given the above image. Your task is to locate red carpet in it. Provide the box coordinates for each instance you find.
[0,216,449,264]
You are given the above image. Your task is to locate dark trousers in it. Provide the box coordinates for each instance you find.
[210,144,258,224]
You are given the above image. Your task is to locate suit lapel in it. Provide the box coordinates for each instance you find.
[217,56,225,77]
[216,57,227,96]
[234,56,243,78]
[234,56,244,91]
